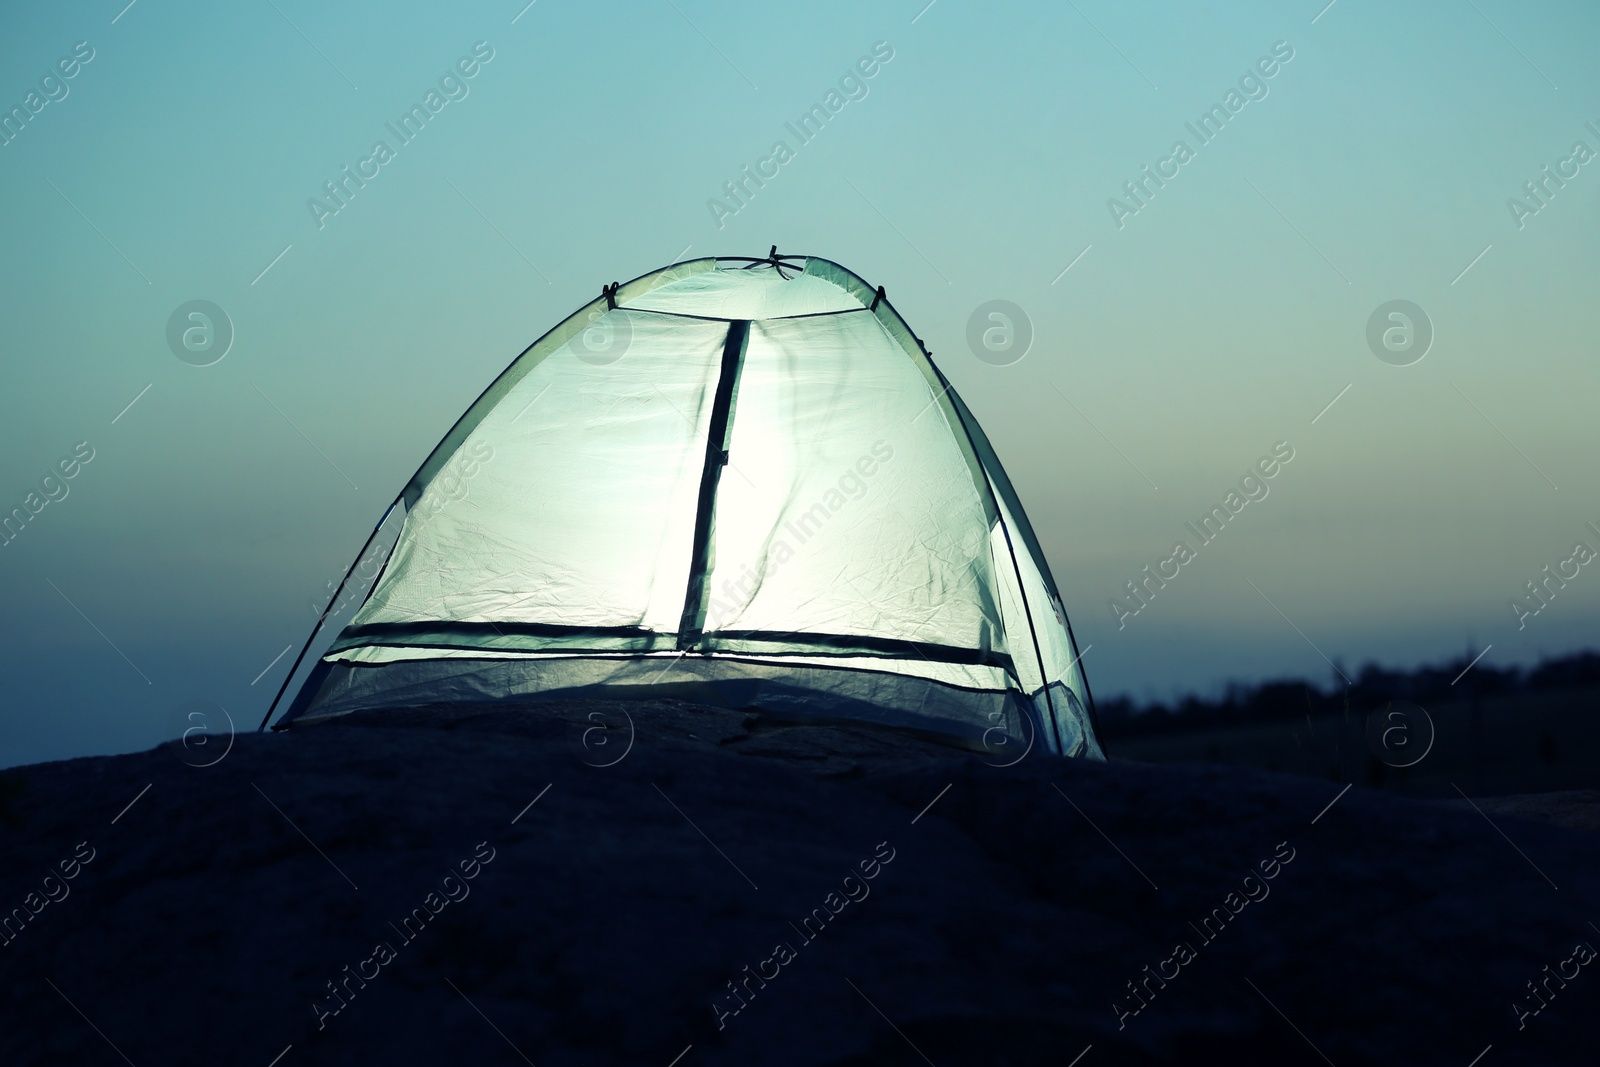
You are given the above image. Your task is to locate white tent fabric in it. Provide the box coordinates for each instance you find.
[278,256,1102,758]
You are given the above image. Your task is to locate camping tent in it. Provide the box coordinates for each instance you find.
[265,254,1103,759]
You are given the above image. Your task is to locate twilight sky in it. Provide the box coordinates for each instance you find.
[2,0,1596,767]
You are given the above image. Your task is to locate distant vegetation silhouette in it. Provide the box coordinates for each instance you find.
[1099,649,1600,738]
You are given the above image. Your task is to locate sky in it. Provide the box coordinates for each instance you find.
[1,0,1596,768]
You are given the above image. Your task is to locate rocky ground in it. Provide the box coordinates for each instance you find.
[0,700,1595,1065]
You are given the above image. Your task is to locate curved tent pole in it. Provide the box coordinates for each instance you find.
[994,509,1067,756]
[256,496,401,732]
[940,384,1108,752]
[918,354,1066,757]
[350,509,403,616]
[392,262,728,509]
[398,254,804,514]
[1055,576,1105,749]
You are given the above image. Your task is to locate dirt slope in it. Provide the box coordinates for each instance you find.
[0,701,1594,1065]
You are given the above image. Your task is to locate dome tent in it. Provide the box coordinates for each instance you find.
[263,253,1104,759]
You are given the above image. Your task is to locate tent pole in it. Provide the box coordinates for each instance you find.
[255,497,400,732]
[1056,581,1106,753]
[994,515,1066,756]
[919,355,1066,757]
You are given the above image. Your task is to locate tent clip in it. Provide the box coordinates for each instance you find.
[602,281,620,309]
[735,248,800,278]
[871,285,885,311]
[767,245,799,279]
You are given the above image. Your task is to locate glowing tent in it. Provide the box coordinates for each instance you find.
[266,254,1103,759]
